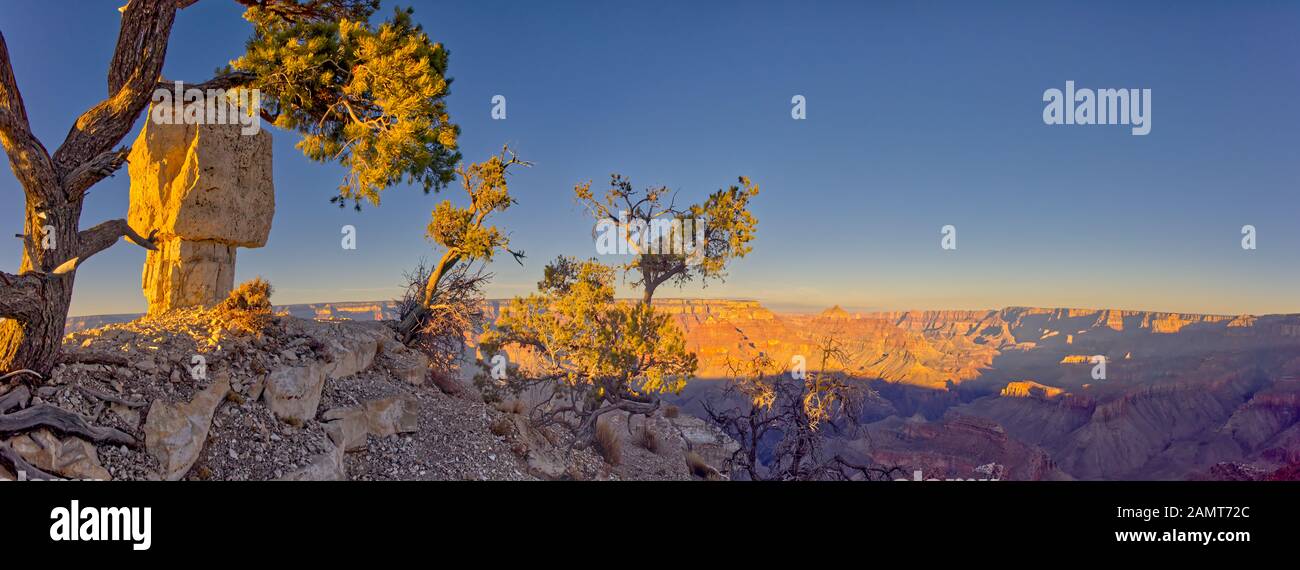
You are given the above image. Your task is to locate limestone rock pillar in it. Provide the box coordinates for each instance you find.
[127,98,274,314]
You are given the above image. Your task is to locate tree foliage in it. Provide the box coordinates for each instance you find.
[478,256,698,440]
[575,175,759,302]
[232,2,460,207]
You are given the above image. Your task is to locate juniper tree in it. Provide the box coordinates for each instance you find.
[480,176,760,446]
[0,0,459,379]
[575,174,759,304]
[478,256,699,445]
[395,147,529,347]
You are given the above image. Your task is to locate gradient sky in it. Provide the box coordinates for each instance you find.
[2,0,1298,317]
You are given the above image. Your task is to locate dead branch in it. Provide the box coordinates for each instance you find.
[58,352,131,367]
[75,385,145,408]
[0,404,137,447]
[0,31,59,202]
[62,146,130,198]
[0,368,42,383]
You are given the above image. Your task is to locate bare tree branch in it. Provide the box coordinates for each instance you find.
[62,146,131,198]
[52,0,180,183]
[0,31,59,202]
[0,403,137,447]
[0,442,61,480]
[55,219,159,275]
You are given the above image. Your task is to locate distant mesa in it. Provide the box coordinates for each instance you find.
[1000,380,1065,399]
[819,305,851,319]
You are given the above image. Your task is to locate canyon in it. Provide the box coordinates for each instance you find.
[67,299,1300,480]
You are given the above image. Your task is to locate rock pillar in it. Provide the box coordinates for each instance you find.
[127,97,274,314]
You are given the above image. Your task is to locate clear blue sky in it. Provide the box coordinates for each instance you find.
[2,0,1298,316]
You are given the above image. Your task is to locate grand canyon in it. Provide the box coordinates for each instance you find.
[67,300,1300,480]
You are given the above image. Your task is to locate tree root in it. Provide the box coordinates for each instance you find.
[0,403,137,447]
[0,369,43,383]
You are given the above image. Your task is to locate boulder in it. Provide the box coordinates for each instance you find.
[386,349,430,385]
[321,408,369,452]
[127,96,274,314]
[262,362,326,424]
[322,395,419,451]
[666,413,741,473]
[279,445,347,481]
[7,429,111,480]
[282,319,386,380]
[505,415,566,480]
[143,374,231,480]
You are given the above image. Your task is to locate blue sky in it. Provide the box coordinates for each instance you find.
[2,0,1298,316]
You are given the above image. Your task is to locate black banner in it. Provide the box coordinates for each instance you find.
[5,481,1291,559]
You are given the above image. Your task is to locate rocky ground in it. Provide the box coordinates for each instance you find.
[0,309,737,482]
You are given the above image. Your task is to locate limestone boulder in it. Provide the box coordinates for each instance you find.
[278,445,347,481]
[322,395,419,451]
[386,348,430,385]
[143,373,231,481]
[7,429,112,480]
[262,362,326,424]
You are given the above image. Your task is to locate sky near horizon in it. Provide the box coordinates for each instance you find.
[2,0,1298,317]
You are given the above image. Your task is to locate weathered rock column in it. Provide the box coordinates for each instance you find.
[127,98,274,314]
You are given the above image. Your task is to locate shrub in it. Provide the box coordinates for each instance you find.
[211,278,274,335]
[636,427,661,454]
[686,451,720,480]
[595,419,622,466]
[489,416,513,437]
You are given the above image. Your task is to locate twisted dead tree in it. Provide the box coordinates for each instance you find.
[704,334,902,481]
[1,0,461,467]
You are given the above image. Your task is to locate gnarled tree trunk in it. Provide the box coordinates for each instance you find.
[0,201,82,377]
[0,0,182,379]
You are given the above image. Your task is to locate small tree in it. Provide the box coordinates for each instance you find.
[704,333,901,481]
[480,174,759,447]
[575,174,759,304]
[395,147,528,353]
[0,1,460,463]
[478,257,697,444]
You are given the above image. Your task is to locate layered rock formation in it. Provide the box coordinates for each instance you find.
[656,301,1300,479]
[57,298,1300,480]
[127,97,274,314]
